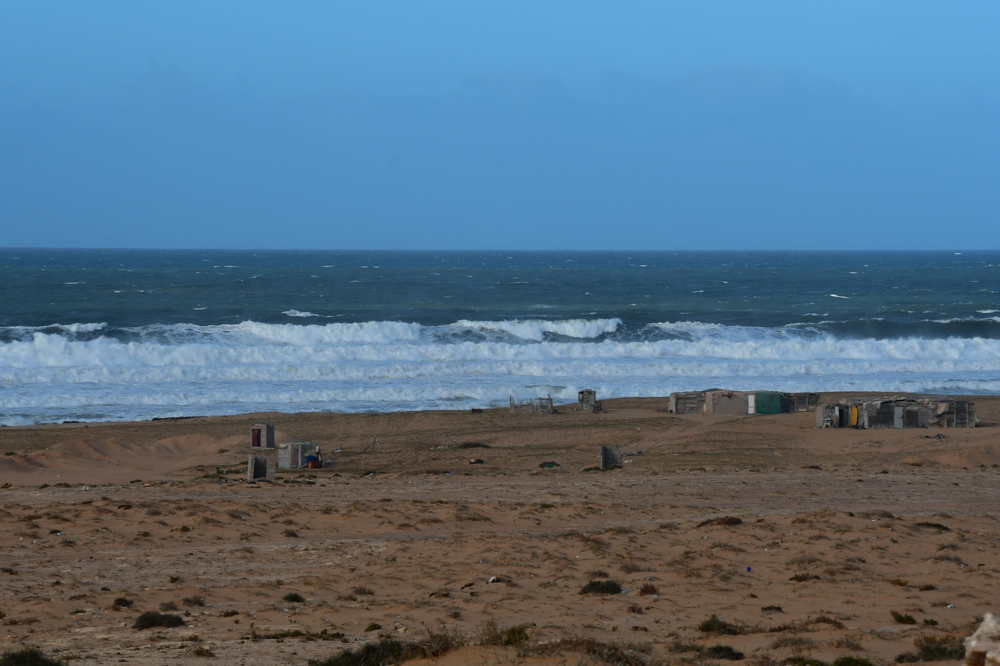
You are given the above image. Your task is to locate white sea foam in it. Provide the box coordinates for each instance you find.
[283,310,321,318]
[449,318,621,341]
[2,318,1000,425]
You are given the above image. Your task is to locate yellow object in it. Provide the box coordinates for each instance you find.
[850,406,858,427]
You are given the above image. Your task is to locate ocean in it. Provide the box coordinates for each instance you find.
[1,249,998,426]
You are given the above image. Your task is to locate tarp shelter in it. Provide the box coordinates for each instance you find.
[754,391,784,415]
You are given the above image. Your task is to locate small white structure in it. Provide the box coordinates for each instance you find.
[277,442,322,469]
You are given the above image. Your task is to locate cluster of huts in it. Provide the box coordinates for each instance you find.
[244,388,978,481]
[668,390,977,429]
[669,390,820,415]
[247,422,325,480]
[815,395,976,429]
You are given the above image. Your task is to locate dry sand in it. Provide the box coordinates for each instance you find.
[0,395,997,665]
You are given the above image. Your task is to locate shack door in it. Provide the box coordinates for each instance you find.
[747,394,755,414]
[252,428,261,447]
[893,406,904,428]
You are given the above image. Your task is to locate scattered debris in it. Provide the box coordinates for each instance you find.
[509,395,554,414]
[469,459,484,465]
[538,461,559,468]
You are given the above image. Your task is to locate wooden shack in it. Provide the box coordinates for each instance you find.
[668,391,706,414]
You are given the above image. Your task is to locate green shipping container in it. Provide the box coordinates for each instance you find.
[755,391,783,414]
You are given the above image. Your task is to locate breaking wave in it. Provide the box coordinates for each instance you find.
[2,318,1000,425]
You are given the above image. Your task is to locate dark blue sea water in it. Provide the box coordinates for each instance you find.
[2,249,998,425]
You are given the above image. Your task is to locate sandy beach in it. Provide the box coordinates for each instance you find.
[0,395,997,664]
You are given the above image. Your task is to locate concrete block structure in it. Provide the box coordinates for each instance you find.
[600,445,623,469]
[247,454,276,480]
[578,389,597,413]
[251,423,275,449]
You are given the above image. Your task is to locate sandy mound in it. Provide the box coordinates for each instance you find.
[0,432,248,484]
[905,444,1000,468]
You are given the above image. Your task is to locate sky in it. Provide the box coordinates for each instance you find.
[1,2,998,250]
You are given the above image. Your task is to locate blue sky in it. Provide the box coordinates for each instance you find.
[1,2,998,250]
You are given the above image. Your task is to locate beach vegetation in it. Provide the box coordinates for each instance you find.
[895,634,964,662]
[312,639,419,666]
[890,611,916,625]
[832,658,875,666]
[810,615,845,629]
[697,516,743,528]
[579,580,622,595]
[914,522,950,532]
[282,592,305,603]
[705,644,744,660]
[477,619,530,646]
[699,615,742,635]
[133,611,185,629]
[111,597,133,610]
[0,648,66,666]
